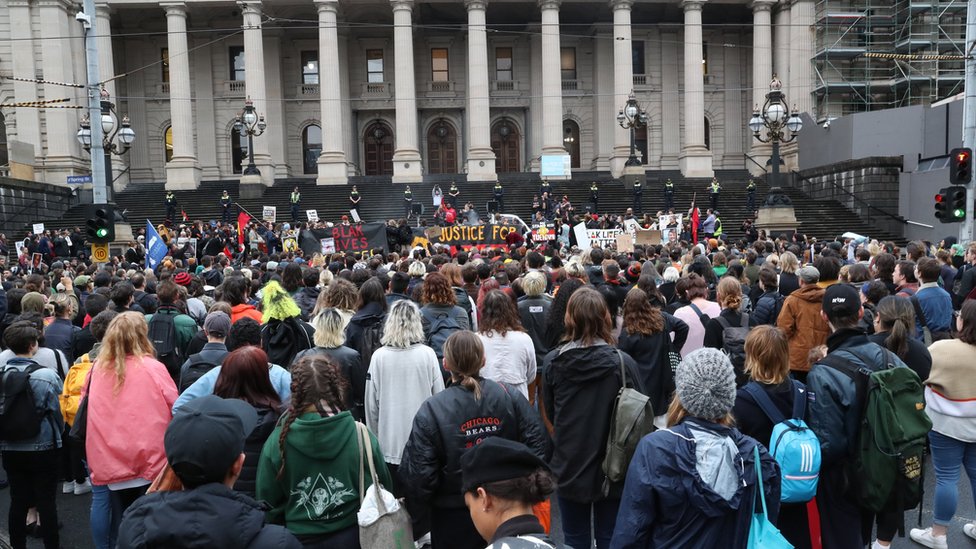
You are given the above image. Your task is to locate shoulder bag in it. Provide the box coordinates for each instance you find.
[356,422,413,549]
[746,445,793,548]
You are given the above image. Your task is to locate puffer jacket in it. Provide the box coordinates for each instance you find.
[399,379,549,510]
[806,328,907,465]
[293,287,320,321]
[234,404,281,497]
[750,290,784,327]
[612,418,780,549]
[116,483,301,548]
[777,284,830,372]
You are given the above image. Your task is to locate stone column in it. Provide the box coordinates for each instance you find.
[39,0,85,182]
[528,31,543,171]
[9,0,42,168]
[539,0,567,173]
[162,2,201,189]
[465,0,497,182]
[611,0,635,177]
[750,0,775,172]
[591,31,614,171]
[391,0,422,183]
[678,0,713,177]
[240,0,274,186]
[660,29,680,168]
[314,0,347,184]
[789,0,814,115]
[192,41,219,179]
[774,3,791,85]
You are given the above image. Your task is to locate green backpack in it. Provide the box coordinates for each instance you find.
[822,347,931,513]
[601,350,655,494]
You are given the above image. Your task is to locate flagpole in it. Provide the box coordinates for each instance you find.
[234,202,258,220]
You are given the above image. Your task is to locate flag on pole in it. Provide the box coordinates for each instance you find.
[690,193,700,245]
[237,211,252,246]
[181,209,188,222]
[145,220,168,270]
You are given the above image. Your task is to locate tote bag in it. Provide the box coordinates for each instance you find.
[356,423,413,549]
[747,445,793,549]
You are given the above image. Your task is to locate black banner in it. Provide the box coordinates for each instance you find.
[299,223,388,256]
[436,224,519,246]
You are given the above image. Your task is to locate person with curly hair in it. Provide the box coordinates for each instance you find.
[477,290,536,400]
[421,272,471,333]
[256,354,392,547]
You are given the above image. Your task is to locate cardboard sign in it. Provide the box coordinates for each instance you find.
[262,206,277,223]
[32,223,44,235]
[320,238,336,254]
[615,233,634,253]
[573,222,590,248]
[425,226,442,241]
[635,229,662,246]
[306,209,319,222]
[532,223,556,242]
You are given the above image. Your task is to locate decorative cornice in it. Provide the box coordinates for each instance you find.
[538,0,561,11]
[749,0,776,12]
[609,0,634,10]
[465,0,487,11]
[160,2,187,17]
[390,0,413,12]
[679,0,706,11]
[314,0,338,14]
[237,1,262,17]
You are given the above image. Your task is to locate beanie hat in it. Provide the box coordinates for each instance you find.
[675,348,736,420]
[173,271,192,287]
[20,292,47,315]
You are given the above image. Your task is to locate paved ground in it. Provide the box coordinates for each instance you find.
[0,460,972,549]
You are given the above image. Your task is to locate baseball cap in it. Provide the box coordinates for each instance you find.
[822,284,861,320]
[798,265,820,284]
[74,275,91,287]
[203,311,231,338]
[164,395,258,487]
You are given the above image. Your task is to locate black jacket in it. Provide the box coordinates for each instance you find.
[751,290,784,327]
[867,332,932,381]
[616,313,688,415]
[344,302,385,350]
[779,272,800,297]
[399,380,549,510]
[733,379,797,448]
[293,287,320,321]
[235,404,281,498]
[542,343,642,502]
[295,345,365,421]
[260,317,314,369]
[517,295,553,367]
[116,483,301,548]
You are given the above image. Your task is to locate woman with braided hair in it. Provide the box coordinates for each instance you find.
[256,354,392,548]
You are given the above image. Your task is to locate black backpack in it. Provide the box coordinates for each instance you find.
[261,317,313,369]
[426,311,462,361]
[0,362,45,441]
[178,354,222,394]
[715,313,750,386]
[355,321,385,370]
[148,313,184,383]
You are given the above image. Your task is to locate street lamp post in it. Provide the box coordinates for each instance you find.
[76,88,135,202]
[749,76,803,192]
[233,98,267,176]
[617,91,649,167]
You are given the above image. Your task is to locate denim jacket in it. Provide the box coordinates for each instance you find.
[0,357,64,452]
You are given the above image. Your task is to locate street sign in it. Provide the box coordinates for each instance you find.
[66,175,93,185]
[91,242,109,263]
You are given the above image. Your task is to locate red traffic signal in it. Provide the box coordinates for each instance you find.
[950,147,973,184]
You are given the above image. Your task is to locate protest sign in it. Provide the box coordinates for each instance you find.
[436,224,519,247]
[262,206,276,223]
[635,229,662,247]
[573,222,590,248]
[299,222,389,256]
[351,209,361,223]
[306,210,319,222]
[616,233,634,253]
[532,223,556,242]
[320,238,336,254]
[586,228,622,249]
[32,223,44,235]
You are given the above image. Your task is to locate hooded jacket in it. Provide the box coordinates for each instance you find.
[776,284,830,372]
[260,317,314,370]
[256,410,393,536]
[293,287,321,321]
[542,342,642,502]
[612,418,780,549]
[116,483,301,549]
[235,404,281,497]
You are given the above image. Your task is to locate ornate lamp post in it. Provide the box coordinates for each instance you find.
[749,76,803,191]
[76,88,135,200]
[616,91,649,167]
[233,98,267,176]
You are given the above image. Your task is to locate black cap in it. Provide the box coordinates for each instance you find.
[460,437,547,493]
[822,283,862,320]
[164,395,258,487]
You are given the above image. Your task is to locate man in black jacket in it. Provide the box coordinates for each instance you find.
[117,395,301,548]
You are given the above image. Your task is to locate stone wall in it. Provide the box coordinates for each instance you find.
[793,156,904,238]
[0,177,76,238]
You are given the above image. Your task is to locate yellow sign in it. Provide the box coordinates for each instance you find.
[91,243,109,263]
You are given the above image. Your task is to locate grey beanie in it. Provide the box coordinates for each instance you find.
[675,348,737,420]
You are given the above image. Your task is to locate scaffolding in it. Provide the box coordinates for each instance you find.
[814,0,966,121]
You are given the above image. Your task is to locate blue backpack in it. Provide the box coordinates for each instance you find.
[743,380,821,503]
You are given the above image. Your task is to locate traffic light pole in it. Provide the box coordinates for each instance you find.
[960,0,976,244]
[82,0,108,205]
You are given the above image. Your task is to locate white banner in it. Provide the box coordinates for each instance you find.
[586,228,622,249]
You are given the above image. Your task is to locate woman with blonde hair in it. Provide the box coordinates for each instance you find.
[703,277,749,385]
[778,251,800,296]
[732,325,811,548]
[85,311,178,541]
[295,307,365,420]
[400,331,548,549]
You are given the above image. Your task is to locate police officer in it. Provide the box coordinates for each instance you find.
[448,182,460,208]
[290,186,301,222]
[632,179,643,214]
[746,178,757,212]
[708,177,722,211]
[220,190,232,223]
[349,185,361,218]
[590,182,600,213]
[165,191,177,223]
[539,178,552,199]
[663,179,674,211]
[493,182,505,213]
[404,186,414,219]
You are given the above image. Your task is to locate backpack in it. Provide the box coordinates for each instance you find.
[178,354,222,394]
[821,347,931,513]
[715,313,750,386]
[0,362,46,441]
[148,313,184,383]
[356,321,385,370]
[426,311,462,361]
[602,350,655,492]
[262,318,313,369]
[742,380,821,503]
[687,302,711,329]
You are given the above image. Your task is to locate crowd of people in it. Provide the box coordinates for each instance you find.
[2,194,976,549]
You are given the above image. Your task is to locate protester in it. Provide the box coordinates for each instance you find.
[869,295,932,380]
[477,290,537,400]
[296,307,365,420]
[259,280,314,369]
[672,273,720,357]
[777,265,830,381]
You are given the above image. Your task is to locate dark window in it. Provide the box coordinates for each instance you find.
[164,126,173,163]
[301,51,319,85]
[431,48,449,82]
[495,47,513,81]
[563,120,580,169]
[302,125,322,175]
[366,49,384,83]
[704,117,711,150]
[560,47,576,81]
[632,41,645,75]
[231,127,247,174]
[0,113,8,168]
[161,48,170,83]
[702,41,709,75]
[229,46,245,81]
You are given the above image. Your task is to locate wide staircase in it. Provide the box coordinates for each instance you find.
[34,169,904,245]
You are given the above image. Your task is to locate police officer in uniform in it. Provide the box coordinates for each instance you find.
[663,179,674,211]
[404,186,414,219]
[493,182,505,213]
[746,178,757,212]
[290,186,301,222]
[165,191,177,223]
[632,179,643,214]
[708,177,722,211]
[539,179,552,200]
[448,182,460,208]
[349,185,361,218]
[589,182,600,213]
[220,190,232,223]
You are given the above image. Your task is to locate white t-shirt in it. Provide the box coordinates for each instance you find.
[478,331,537,400]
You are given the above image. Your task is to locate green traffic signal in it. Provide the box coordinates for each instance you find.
[95,228,108,238]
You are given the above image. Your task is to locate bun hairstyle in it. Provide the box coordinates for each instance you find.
[716,277,743,311]
[442,331,485,400]
[480,469,555,505]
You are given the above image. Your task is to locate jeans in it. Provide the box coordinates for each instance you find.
[90,483,117,549]
[3,449,60,549]
[557,495,619,549]
[929,430,976,525]
[107,484,148,542]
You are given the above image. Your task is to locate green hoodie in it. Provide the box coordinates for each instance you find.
[256,411,392,536]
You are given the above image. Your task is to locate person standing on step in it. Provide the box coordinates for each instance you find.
[746,179,757,213]
[448,182,461,209]
[289,186,301,223]
[663,179,674,212]
[348,185,361,219]
[404,186,414,220]
[165,191,177,224]
[220,190,232,224]
[540,179,552,200]
[708,178,722,211]
[632,179,643,214]
[493,182,505,213]
[590,182,600,214]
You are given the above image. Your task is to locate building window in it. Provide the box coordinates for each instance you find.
[301,51,319,85]
[563,120,580,169]
[302,125,322,175]
[632,41,645,75]
[161,48,170,83]
[366,49,384,83]
[495,47,513,81]
[431,48,449,82]
[702,41,709,75]
[229,46,245,81]
[561,47,576,81]
[231,127,247,174]
[704,117,711,150]
[0,113,8,169]
[164,126,173,163]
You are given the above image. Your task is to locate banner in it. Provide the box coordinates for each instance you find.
[299,222,389,256]
[145,220,168,269]
[587,228,622,249]
[436,224,519,247]
[531,223,556,242]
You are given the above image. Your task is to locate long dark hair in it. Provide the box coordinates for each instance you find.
[478,290,523,336]
[565,287,615,346]
[213,346,281,409]
[545,278,584,348]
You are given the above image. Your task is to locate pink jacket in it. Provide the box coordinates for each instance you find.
[83,355,177,486]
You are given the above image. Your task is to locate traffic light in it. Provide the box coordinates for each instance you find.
[950,147,973,185]
[949,185,967,221]
[85,204,115,243]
